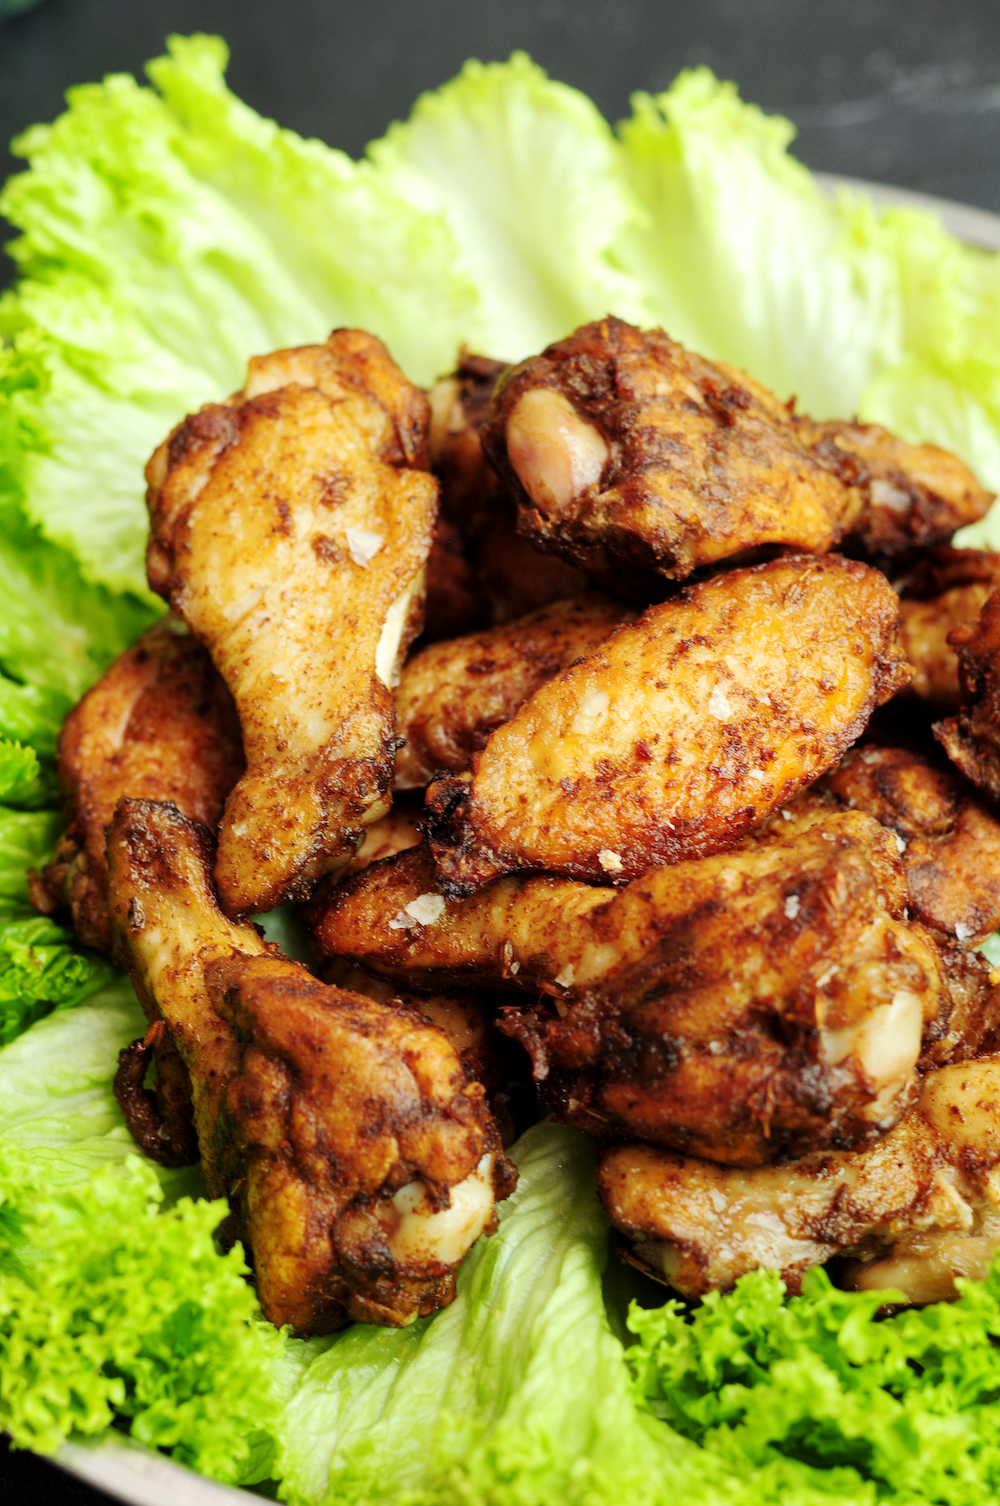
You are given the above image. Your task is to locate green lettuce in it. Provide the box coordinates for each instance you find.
[0,915,114,1045]
[368,51,647,363]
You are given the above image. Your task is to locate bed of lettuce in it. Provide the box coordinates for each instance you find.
[6,33,1000,1505]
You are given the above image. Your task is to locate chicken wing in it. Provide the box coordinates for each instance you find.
[482,317,990,593]
[429,353,588,624]
[799,421,993,567]
[598,1054,1000,1303]
[343,800,422,876]
[394,593,631,789]
[30,617,243,951]
[310,810,983,1164]
[145,329,438,917]
[423,553,909,895]
[896,547,1000,709]
[934,587,1000,799]
[818,744,1000,946]
[106,798,514,1335]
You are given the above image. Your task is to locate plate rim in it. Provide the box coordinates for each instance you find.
[47,170,1000,1506]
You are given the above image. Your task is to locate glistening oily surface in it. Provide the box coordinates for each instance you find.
[8,31,1000,1506]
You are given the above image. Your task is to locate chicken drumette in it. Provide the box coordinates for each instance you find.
[107,798,514,1335]
[483,316,990,594]
[145,328,437,917]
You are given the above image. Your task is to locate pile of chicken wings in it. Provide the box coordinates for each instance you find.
[32,314,1000,1330]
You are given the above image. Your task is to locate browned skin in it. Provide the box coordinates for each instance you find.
[482,317,990,595]
[394,593,632,789]
[31,617,243,951]
[935,588,1000,800]
[599,1055,1000,1302]
[799,421,992,568]
[429,353,588,625]
[113,1018,199,1168]
[309,810,991,1165]
[422,553,910,895]
[895,548,1000,709]
[817,744,1000,947]
[323,960,535,1146]
[421,516,488,643]
[106,798,514,1335]
[145,329,437,917]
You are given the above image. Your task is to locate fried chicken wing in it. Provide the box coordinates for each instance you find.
[598,1054,1000,1303]
[800,421,992,567]
[934,587,1000,799]
[30,617,243,951]
[145,329,437,917]
[311,811,979,1164]
[344,800,422,876]
[106,798,513,1335]
[429,353,588,624]
[394,593,631,789]
[819,744,1000,946]
[483,318,990,594]
[423,553,910,894]
[896,547,1000,709]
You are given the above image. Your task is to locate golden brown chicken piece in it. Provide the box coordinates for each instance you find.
[145,329,438,918]
[423,553,909,894]
[482,317,990,594]
[30,617,243,951]
[429,353,588,624]
[818,744,1000,946]
[106,798,514,1335]
[310,809,992,1164]
[421,516,488,643]
[394,593,631,789]
[934,587,1000,799]
[799,422,993,567]
[895,547,1000,709]
[598,1054,1000,1303]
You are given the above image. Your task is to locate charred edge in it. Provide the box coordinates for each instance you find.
[420,774,498,897]
[113,1023,199,1167]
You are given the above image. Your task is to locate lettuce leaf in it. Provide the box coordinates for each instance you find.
[0,34,476,599]
[369,52,649,364]
[0,806,60,907]
[628,1263,1000,1504]
[276,1122,735,1506]
[0,915,114,1045]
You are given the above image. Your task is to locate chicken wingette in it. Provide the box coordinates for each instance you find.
[598,1054,1000,1303]
[483,316,990,593]
[394,593,631,788]
[145,328,438,917]
[309,809,995,1164]
[423,553,909,894]
[106,798,514,1335]
[30,616,243,951]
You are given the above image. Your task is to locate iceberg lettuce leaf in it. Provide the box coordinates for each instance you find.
[369,52,649,364]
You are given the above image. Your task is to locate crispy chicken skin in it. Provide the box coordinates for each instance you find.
[106,798,514,1335]
[896,548,1000,709]
[344,800,422,876]
[934,587,1000,799]
[482,317,990,594]
[30,617,243,951]
[799,421,993,566]
[394,593,631,789]
[819,744,1000,946]
[423,553,910,894]
[599,1055,1000,1303]
[145,329,437,917]
[429,353,588,625]
[310,811,983,1164]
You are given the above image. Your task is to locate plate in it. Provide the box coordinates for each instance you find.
[48,175,1000,1506]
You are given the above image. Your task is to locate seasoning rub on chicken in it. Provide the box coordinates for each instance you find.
[145,328,438,917]
[106,798,514,1336]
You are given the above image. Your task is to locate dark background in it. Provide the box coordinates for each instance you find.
[3,0,1000,1499]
